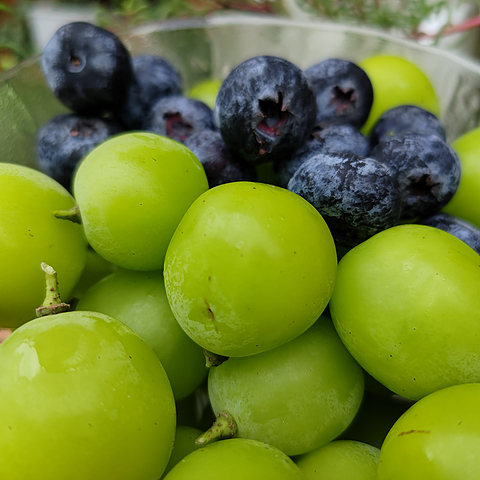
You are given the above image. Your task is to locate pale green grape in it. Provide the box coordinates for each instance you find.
[378,383,480,480]
[163,438,307,480]
[161,425,203,478]
[0,163,88,328]
[330,224,480,400]
[164,181,337,357]
[0,310,176,480]
[295,440,380,480]
[188,78,222,110]
[206,316,364,456]
[76,269,207,400]
[73,132,209,270]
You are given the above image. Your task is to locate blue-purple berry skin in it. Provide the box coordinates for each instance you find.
[184,130,257,188]
[143,95,215,143]
[314,123,369,157]
[304,58,373,129]
[41,22,133,116]
[36,113,123,191]
[369,105,446,151]
[117,55,183,130]
[214,55,317,166]
[420,213,480,255]
[371,133,461,220]
[287,152,402,246]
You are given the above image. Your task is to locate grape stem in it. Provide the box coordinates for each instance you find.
[203,349,229,367]
[195,412,237,445]
[54,205,82,224]
[35,263,70,317]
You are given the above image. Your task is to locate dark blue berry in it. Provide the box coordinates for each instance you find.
[143,95,215,143]
[313,123,370,157]
[369,105,446,151]
[214,55,317,165]
[419,213,480,255]
[371,133,461,220]
[304,58,373,129]
[117,55,183,130]
[36,113,123,191]
[184,130,257,188]
[41,22,133,116]
[287,152,401,246]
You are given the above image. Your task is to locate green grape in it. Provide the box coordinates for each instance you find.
[164,181,337,357]
[76,269,207,400]
[359,55,440,135]
[0,310,176,480]
[377,383,480,480]
[0,163,88,328]
[163,438,307,480]
[443,125,480,229]
[161,425,203,478]
[329,224,480,401]
[188,78,222,110]
[295,440,380,480]
[205,317,364,456]
[73,132,209,271]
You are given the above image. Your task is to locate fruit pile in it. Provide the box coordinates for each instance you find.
[1,20,480,480]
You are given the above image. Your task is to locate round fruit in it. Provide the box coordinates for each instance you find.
[0,310,176,480]
[188,78,222,110]
[359,55,440,135]
[164,181,337,357]
[0,163,88,328]
[443,125,480,229]
[377,383,480,480]
[73,132,209,270]
[329,224,480,400]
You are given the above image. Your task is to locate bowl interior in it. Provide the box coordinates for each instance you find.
[2,14,480,169]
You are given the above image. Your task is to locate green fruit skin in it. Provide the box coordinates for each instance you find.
[208,317,365,456]
[378,383,480,480]
[0,163,88,328]
[164,181,337,357]
[76,269,207,400]
[74,132,209,271]
[163,438,307,480]
[359,55,440,135]
[295,440,380,480]
[188,78,222,110]
[443,126,480,228]
[330,224,480,401]
[0,311,176,480]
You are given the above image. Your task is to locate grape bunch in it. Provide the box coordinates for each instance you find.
[1,19,480,480]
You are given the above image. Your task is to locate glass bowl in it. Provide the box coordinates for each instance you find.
[1,13,480,170]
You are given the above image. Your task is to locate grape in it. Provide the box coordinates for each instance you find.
[73,131,209,271]
[0,310,176,480]
[205,316,364,456]
[377,383,480,480]
[188,78,222,110]
[76,269,207,400]
[359,55,440,135]
[329,223,480,400]
[0,163,88,328]
[161,425,203,478]
[295,440,380,480]
[163,437,307,480]
[164,181,337,357]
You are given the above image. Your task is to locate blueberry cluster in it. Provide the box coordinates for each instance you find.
[38,22,477,252]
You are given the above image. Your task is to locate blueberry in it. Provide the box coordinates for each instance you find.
[419,213,480,255]
[371,133,461,220]
[143,95,215,143]
[287,152,402,246]
[313,123,370,157]
[369,105,446,151]
[117,55,183,130]
[304,58,373,129]
[214,55,317,165]
[36,113,123,191]
[41,22,133,116]
[184,130,257,188]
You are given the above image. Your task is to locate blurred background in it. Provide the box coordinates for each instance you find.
[1,0,480,71]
